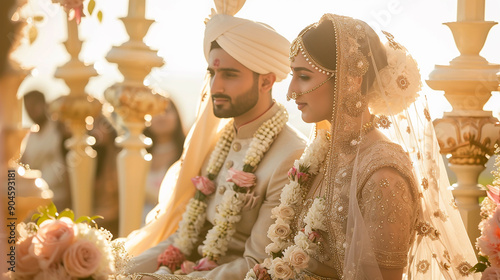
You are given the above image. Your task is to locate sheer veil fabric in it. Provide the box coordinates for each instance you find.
[295,14,478,279]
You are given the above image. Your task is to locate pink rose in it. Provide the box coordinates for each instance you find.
[32,217,75,269]
[308,231,322,243]
[63,239,102,278]
[478,208,500,266]
[253,263,272,280]
[287,167,297,180]
[33,263,71,280]
[481,266,500,280]
[191,176,215,195]
[487,185,500,205]
[226,168,256,188]
[157,245,185,272]
[14,236,41,276]
[180,260,196,274]
[297,172,310,184]
[193,257,218,271]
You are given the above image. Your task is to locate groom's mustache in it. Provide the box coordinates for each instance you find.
[211,94,232,101]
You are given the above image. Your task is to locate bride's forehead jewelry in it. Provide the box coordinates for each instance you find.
[286,75,334,101]
[290,36,336,76]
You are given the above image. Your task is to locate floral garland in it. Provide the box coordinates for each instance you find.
[245,129,330,280]
[158,103,289,273]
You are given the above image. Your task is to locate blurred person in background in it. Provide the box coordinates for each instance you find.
[20,90,72,210]
[142,97,185,220]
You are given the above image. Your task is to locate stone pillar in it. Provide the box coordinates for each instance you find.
[104,0,167,237]
[426,0,500,250]
[51,17,102,218]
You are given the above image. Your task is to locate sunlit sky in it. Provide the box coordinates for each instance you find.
[13,0,500,134]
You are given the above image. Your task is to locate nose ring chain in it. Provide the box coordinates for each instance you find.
[287,75,334,101]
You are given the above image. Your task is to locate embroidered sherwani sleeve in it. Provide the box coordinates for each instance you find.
[358,167,419,269]
[189,148,304,279]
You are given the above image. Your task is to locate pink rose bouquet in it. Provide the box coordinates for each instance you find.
[472,148,500,278]
[9,203,115,280]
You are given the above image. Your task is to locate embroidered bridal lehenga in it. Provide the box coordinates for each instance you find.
[246,14,479,280]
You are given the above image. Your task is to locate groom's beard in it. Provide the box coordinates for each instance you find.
[211,79,259,119]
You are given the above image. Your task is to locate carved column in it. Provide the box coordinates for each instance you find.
[51,17,102,218]
[105,0,166,237]
[426,0,500,249]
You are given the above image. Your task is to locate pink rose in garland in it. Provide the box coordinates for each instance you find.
[157,245,186,272]
[192,176,216,195]
[252,264,272,280]
[226,168,256,188]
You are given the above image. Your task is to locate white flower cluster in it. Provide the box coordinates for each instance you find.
[245,104,288,167]
[299,130,330,175]
[303,197,327,233]
[202,189,244,260]
[367,41,422,116]
[173,198,208,255]
[246,130,330,280]
[207,121,235,176]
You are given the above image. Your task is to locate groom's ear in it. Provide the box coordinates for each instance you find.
[259,73,276,95]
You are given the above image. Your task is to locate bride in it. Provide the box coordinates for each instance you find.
[246,14,479,280]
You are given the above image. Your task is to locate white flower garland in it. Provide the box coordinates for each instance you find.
[172,103,289,264]
[245,130,330,280]
[202,104,289,261]
[173,121,234,256]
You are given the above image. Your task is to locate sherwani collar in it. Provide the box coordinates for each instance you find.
[232,102,280,139]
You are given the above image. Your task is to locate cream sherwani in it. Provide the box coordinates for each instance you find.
[129,103,306,279]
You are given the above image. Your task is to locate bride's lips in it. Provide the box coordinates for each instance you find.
[296,102,306,110]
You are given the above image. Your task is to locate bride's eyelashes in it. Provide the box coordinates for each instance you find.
[290,72,311,81]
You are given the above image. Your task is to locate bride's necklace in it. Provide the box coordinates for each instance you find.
[167,103,288,270]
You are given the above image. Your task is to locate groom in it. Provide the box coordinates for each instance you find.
[126,5,306,280]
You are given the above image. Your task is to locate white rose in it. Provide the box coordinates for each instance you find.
[271,258,294,280]
[284,246,310,271]
[272,205,295,221]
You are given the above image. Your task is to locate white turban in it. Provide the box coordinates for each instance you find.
[204,14,290,82]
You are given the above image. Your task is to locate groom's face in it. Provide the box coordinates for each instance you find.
[207,48,259,119]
